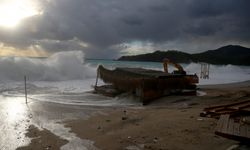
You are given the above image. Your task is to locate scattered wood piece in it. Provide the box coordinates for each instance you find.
[200,100,250,118]
[215,115,250,142]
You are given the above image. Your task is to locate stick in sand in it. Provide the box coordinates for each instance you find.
[24,76,27,104]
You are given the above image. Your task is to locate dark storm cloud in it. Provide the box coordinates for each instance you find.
[0,0,249,58]
[187,0,250,40]
[121,15,144,26]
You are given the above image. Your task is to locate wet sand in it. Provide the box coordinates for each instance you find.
[16,125,68,150]
[64,81,250,150]
[2,81,250,150]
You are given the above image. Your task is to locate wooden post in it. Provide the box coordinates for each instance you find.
[24,76,27,104]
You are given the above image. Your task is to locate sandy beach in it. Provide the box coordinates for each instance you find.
[1,81,250,150]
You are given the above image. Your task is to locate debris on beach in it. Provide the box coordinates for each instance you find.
[215,114,250,141]
[200,99,250,118]
[201,100,250,142]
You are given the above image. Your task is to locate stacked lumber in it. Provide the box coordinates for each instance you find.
[200,100,250,118]
[200,100,250,141]
[215,114,250,141]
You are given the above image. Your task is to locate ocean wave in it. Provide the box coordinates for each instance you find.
[0,51,96,81]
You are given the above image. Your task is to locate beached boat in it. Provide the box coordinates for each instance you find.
[95,64,199,104]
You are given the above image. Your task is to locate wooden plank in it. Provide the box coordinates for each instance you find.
[233,123,240,137]
[215,116,250,141]
[204,100,250,111]
[227,119,234,135]
[216,115,230,133]
[242,116,250,124]
[242,107,250,112]
[216,110,238,114]
[221,115,230,133]
[229,103,250,110]
[240,125,247,138]
[216,115,225,132]
[247,125,250,138]
[204,111,235,118]
[203,104,250,118]
[213,107,235,112]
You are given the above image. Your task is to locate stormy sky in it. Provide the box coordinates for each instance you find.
[0,0,250,58]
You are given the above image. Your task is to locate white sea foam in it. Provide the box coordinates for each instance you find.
[0,51,96,81]
[184,63,250,85]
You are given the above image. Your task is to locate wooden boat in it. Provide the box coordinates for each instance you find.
[95,65,199,104]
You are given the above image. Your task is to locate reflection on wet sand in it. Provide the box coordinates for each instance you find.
[5,98,27,122]
[0,96,31,150]
[0,95,100,150]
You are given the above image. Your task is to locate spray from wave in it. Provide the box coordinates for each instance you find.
[184,63,250,85]
[0,51,96,81]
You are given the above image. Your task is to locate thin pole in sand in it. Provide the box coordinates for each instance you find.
[24,76,27,104]
[95,68,99,89]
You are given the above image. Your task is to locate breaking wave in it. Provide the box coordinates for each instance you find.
[0,51,96,81]
[184,63,250,85]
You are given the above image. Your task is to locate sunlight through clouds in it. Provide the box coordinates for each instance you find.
[0,43,49,57]
[0,0,42,28]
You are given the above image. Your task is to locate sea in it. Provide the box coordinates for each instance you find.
[0,50,250,106]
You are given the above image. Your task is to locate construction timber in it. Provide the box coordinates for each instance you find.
[95,65,199,104]
[215,114,250,142]
[201,100,250,142]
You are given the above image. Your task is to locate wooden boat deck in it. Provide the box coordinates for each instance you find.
[215,114,250,141]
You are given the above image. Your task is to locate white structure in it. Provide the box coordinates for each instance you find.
[200,63,210,79]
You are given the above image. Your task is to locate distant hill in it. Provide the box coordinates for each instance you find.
[118,45,250,65]
[119,50,193,63]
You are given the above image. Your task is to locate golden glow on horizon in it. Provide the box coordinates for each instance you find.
[0,45,49,57]
[0,0,41,28]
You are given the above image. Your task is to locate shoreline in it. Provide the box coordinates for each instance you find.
[198,80,250,88]
[1,80,250,149]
